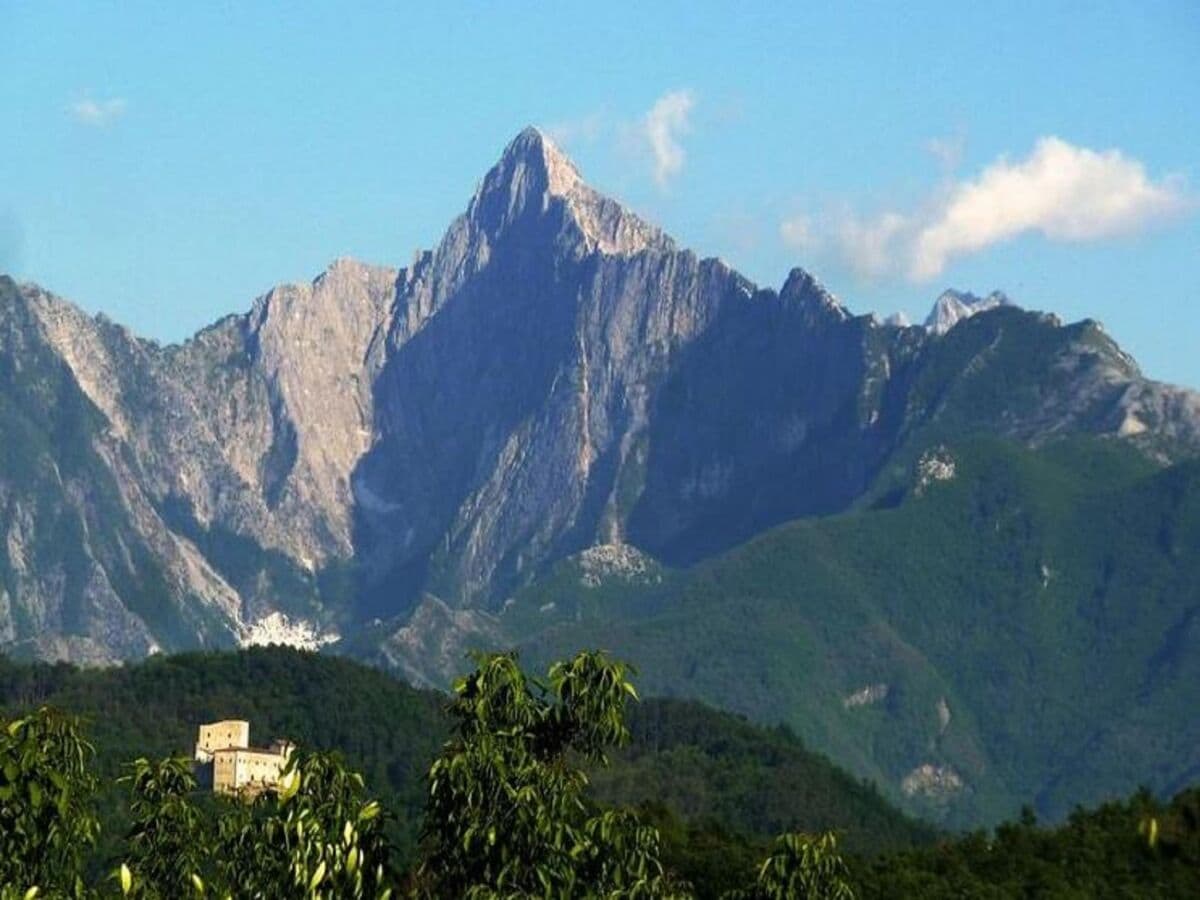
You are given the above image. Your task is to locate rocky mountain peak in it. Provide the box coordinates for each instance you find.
[925,288,1012,335]
[779,267,848,322]
[462,127,672,258]
[465,126,582,235]
[6,123,1200,680]
[501,126,583,197]
[244,257,398,347]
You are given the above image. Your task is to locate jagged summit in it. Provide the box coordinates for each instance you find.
[498,126,583,197]
[925,288,1012,335]
[464,127,672,257]
[470,127,583,229]
[779,267,848,322]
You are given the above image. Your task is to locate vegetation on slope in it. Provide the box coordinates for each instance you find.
[598,699,937,856]
[506,435,1200,827]
[857,788,1200,898]
[1,650,863,899]
[0,646,934,870]
[3,647,1198,897]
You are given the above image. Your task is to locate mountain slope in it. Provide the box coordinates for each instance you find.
[499,434,1200,826]
[0,281,241,660]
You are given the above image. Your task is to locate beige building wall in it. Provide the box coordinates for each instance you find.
[195,720,250,762]
[197,720,293,796]
[210,743,294,796]
[212,749,238,793]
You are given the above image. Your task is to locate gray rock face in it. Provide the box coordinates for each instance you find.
[2,127,1199,664]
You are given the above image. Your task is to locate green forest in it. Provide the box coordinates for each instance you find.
[501,435,1200,827]
[1,647,1197,897]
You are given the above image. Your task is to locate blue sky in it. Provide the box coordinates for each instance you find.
[2,2,1198,385]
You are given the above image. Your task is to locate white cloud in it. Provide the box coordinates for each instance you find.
[641,90,695,188]
[71,96,128,126]
[781,137,1191,281]
[911,138,1188,278]
[545,91,698,188]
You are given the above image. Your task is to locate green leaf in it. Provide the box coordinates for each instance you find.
[358,801,380,822]
[308,860,326,892]
[278,768,301,803]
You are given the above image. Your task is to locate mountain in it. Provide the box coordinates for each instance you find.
[2,127,1200,825]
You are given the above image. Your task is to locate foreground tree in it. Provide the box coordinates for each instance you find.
[725,832,855,900]
[118,750,393,899]
[227,750,394,899]
[416,650,683,898]
[120,756,209,897]
[415,650,857,899]
[0,707,100,898]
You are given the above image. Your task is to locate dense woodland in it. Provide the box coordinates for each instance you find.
[1,647,1197,897]
[0,648,931,866]
[506,435,1200,828]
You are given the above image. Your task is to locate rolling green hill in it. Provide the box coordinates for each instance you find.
[6,646,1198,897]
[0,646,935,869]
[503,435,1200,827]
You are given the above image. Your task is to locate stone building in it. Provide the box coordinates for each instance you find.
[193,719,294,796]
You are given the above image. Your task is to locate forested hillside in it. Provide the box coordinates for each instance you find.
[2,647,1197,897]
[0,646,934,867]
[858,788,1200,898]
[507,435,1200,826]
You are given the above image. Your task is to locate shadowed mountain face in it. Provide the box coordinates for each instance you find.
[1,126,1198,667]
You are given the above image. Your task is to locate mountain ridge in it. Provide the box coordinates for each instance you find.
[3,128,1199,664]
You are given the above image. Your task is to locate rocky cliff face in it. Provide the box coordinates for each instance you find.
[2,127,1198,664]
